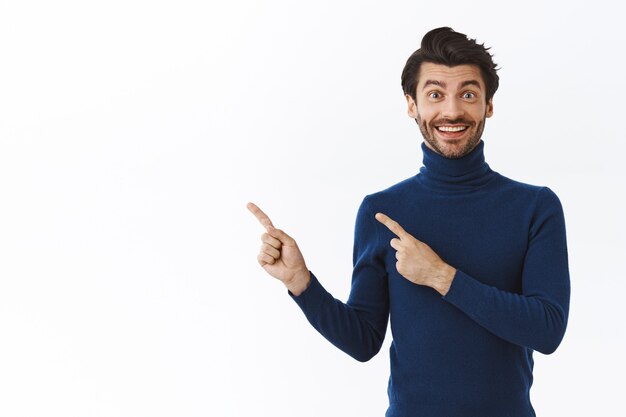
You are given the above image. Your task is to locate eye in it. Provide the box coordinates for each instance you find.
[462,91,476,99]
[428,91,441,99]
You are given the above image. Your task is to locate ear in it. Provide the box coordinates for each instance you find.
[486,98,494,118]
[405,94,418,119]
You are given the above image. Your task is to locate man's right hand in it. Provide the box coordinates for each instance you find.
[247,202,311,296]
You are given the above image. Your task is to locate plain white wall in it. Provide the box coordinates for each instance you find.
[0,0,624,415]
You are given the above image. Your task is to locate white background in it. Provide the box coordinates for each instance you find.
[1,0,624,416]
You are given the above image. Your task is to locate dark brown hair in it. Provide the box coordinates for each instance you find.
[401,27,499,103]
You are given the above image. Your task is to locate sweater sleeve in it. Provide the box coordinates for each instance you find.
[288,197,389,362]
[442,187,571,354]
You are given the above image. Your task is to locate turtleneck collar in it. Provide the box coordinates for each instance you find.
[416,140,496,192]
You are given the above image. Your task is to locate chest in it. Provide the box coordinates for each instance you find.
[379,192,531,292]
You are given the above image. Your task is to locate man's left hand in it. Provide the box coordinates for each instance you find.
[375,212,456,296]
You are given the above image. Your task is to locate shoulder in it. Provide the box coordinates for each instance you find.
[360,175,418,210]
[493,173,563,205]
[493,174,566,227]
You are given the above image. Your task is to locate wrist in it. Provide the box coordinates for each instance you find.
[286,269,311,297]
[432,263,456,296]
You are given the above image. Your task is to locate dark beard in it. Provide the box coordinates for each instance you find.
[416,114,486,159]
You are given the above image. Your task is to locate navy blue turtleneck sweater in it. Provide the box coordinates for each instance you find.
[289,140,570,417]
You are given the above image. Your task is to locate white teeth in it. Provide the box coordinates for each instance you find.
[437,126,467,132]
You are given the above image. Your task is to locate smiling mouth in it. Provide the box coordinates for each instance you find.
[433,124,470,141]
[436,125,468,132]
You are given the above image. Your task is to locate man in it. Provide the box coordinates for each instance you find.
[248,27,570,417]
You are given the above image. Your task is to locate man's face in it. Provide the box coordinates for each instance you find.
[406,62,494,159]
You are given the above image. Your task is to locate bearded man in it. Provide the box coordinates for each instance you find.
[248,27,570,417]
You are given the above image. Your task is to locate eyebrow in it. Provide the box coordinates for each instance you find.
[422,80,482,90]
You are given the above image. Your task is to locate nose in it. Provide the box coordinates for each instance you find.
[441,98,464,120]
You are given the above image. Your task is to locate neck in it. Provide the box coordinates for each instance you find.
[417,139,496,192]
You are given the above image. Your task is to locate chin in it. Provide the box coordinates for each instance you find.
[428,136,479,159]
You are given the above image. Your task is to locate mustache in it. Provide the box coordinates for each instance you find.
[433,118,473,126]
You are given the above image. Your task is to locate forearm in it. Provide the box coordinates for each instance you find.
[289,271,389,362]
[442,269,569,354]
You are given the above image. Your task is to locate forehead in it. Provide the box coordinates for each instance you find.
[417,62,485,89]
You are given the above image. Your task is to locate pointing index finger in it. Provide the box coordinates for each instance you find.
[247,202,274,229]
[375,212,408,239]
